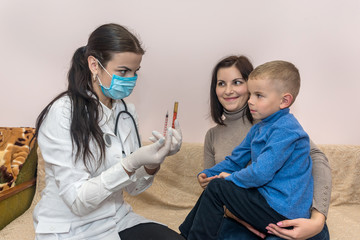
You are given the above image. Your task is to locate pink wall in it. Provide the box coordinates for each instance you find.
[1,0,359,144]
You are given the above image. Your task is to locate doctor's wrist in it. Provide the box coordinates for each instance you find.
[145,164,160,169]
[123,167,134,176]
[121,157,137,174]
[145,165,160,175]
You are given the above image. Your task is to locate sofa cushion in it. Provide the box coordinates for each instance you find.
[319,144,360,206]
[1,143,359,240]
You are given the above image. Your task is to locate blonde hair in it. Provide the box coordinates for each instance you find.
[249,60,300,104]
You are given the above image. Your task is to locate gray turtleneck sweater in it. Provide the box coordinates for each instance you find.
[203,105,331,217]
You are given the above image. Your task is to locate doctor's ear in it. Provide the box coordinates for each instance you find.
[280,93,293,109]
[88,56,99,75]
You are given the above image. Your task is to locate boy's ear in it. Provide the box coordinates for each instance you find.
[280,93,293,109]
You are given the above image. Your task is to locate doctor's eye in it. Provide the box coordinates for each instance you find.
[117,70,128,76]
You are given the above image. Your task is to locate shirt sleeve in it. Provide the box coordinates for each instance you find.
[124,166,156,195]
[203,129,216,169]
[309,139,332,218]
[226,128,305,188]
[74,152,155,216]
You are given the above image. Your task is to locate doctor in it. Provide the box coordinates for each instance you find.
[33,23,184,240]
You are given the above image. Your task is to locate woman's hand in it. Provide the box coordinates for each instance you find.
[266,209,325,240]
[197,173,218,189]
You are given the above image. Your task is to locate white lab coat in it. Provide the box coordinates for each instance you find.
[33,96,156,240]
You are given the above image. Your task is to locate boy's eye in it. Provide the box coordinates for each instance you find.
[257,94,263,98]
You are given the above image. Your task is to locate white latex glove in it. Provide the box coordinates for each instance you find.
[121,128,172,172]
[149,119,182,156]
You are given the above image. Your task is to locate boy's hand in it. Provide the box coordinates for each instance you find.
[219,172,231,178]
[197,173,218,189]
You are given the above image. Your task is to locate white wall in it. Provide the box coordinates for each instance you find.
[1,0,359,144]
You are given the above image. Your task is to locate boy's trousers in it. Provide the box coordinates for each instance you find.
[179,178,288,240]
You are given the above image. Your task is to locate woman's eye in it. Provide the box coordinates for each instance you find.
[234,80,243,85]
[217,81,225,87]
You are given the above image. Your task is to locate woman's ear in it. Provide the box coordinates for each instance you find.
[280,93,293,109]
[88,56,98,76]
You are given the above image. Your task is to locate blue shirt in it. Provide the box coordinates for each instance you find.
[202,108,313,219]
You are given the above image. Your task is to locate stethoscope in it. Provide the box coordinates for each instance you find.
[103,99,141,152]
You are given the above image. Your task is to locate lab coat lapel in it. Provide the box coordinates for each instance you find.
[118,113,131,141]
[116,112,132,154]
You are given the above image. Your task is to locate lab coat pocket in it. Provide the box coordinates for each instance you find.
[36,221,71,234]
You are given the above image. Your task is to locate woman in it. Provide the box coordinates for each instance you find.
[201,55,331,240]
[33,23,184,240]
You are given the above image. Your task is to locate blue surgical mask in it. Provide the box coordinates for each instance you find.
[96,59,137,100]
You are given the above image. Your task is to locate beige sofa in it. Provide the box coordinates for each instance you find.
[1,143,359,239]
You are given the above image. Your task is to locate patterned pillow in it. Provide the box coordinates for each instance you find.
[0,127,36,192]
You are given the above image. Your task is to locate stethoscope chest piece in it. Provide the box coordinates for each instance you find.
[103,133,112,147]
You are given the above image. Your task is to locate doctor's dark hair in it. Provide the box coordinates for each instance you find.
[210,55,254,125]
[35,23,145,170]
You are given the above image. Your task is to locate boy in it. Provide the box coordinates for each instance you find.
[179,60,313,240]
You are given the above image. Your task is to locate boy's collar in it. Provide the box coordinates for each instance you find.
[261,108,290,123]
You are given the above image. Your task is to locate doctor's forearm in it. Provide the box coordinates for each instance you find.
[71,176,112,216]
[70,162,136,216]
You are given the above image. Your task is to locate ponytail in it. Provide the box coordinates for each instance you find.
[67,46,105,169]
[35,46,106,170]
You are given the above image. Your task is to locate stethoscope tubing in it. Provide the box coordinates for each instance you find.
[114,99,142,148]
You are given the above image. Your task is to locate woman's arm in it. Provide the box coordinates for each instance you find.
[309,139,332,217]
[204,129,216,169]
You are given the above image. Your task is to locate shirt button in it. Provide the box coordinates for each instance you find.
[50,226,55,231]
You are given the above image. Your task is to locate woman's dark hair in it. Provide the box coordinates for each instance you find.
[210,55,254,125]
[34,23,145,170]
